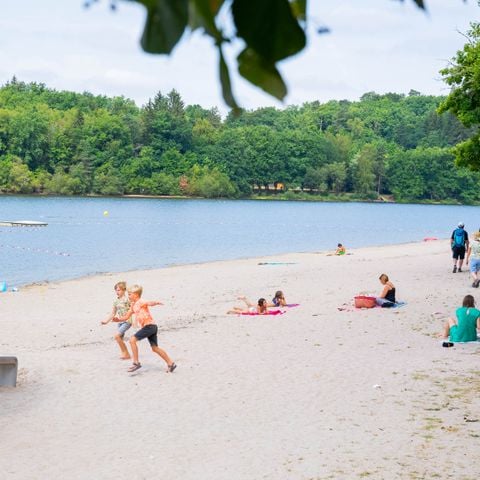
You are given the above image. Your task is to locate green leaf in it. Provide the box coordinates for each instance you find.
[232,0,306,63]
[189,0,225,39]
[398,0,426,9]
[237,48,287,100]
[411,0,426,9]
[218,45,240,112]
[139,0,189,54]
[290,0,307,22]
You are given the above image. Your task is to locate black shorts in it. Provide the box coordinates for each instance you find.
[134,324,158,346]
[452,246,466,260]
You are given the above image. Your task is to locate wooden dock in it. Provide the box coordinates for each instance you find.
[0,220,48,227]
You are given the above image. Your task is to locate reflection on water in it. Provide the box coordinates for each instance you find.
[0,196,475,286]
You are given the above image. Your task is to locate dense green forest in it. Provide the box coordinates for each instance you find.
[0,78,477,203]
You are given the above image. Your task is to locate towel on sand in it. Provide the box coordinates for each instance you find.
[240,310,285,316]
[337,301,407,312]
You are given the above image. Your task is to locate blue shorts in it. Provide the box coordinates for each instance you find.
[470,258,480,273]
[117,321,131,337]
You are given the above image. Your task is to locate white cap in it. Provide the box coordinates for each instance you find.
[458,222,464,228]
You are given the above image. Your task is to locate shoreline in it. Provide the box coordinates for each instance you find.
[6,238,447,290]
[0,191,473,206]
[2,239,479,479]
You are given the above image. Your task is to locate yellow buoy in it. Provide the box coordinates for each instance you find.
[103,210,109,216]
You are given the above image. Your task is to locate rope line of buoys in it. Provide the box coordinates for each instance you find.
[0,244,70,256]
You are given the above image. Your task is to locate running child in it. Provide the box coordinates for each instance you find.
[101,281,132,360]
[115,284,176,373]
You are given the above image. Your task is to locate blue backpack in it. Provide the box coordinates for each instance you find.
[453,228,465,248]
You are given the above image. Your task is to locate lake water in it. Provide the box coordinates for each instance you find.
[0,196,478,287]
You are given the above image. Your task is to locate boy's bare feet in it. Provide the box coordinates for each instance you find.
[120,355,131,360]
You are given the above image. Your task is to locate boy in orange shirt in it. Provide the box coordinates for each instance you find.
[115,284,176,373]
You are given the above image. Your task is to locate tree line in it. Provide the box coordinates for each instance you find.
[0,78,478,203]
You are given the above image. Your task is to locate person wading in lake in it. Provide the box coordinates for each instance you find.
[451,222,469,273]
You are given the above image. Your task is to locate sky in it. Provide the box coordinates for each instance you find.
[0,0,479,113]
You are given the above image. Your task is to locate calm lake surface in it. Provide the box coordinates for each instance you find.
[0,196,478,287]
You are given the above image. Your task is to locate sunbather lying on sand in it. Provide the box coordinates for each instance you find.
[227,296,268,314]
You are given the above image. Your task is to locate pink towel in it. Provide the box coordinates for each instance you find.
[240,309,285,316]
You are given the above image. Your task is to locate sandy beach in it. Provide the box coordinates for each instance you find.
[1,240,479,480]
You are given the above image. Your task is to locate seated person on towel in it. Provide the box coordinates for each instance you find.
[376,273,396,307]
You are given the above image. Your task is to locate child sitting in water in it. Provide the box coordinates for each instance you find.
[227,296,268,314]
[440,294,480,342]
[327,243,346,256]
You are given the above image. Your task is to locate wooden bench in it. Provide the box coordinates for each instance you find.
[0,357,18,387]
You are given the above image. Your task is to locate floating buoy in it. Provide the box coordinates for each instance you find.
[103,211,109,216]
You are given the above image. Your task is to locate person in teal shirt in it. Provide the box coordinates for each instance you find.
[441,295,480,342]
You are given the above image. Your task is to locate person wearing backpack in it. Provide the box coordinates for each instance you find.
[451,222,469,273]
